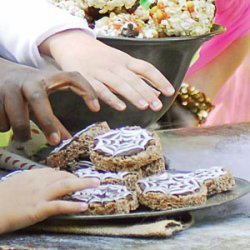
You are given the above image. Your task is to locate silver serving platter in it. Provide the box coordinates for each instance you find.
[52,178,250,221]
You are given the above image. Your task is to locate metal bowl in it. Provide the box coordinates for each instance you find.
[49,25,225,133]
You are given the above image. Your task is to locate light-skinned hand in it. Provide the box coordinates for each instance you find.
[0,168,100,234]
[39,30,175,112]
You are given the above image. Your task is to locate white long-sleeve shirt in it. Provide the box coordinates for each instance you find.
[0,0,94,67]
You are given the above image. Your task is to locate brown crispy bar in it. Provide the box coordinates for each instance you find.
[140,157,166,177]
[191,166,236,196]
[70,184,139,215]
[136,172,207,210]
[90,126,163,171]
[45,122,110,169]
[45,138,80,169]
[76,121,110,158]
[73,160,139,190]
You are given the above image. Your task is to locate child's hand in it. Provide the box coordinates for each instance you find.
[40,30,175,112]
[0,58,100,145]
[0,168,100,234]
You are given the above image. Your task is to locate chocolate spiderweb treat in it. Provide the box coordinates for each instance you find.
[75,121,110,158]
[71,184,139,215]
[73,162,139,190]
[140,157,166,177]
[46,122,110,169]
[191,166,236,196]
[90,126,163,171]
[136,172,207,210]
[46,137,80,169]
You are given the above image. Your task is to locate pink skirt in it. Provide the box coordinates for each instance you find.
[186,0,250,126]
[203,50,250,126]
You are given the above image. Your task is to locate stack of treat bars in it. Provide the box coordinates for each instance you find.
[45,122,236,215]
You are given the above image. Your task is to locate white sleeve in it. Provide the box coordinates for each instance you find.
[0,0,95,67]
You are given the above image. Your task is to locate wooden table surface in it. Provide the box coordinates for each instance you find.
[1,122,250,250]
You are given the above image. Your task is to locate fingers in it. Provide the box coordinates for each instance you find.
[127,58,175,96]
[52,116,71,140]
[39,200,88,218]
[46,177,100,200]
[95,70,152,110]
[22,80,68,145]
[4,88,31,142]
[91,79,127,111]
[0,94,10,132]
[23,71,101,145]
[38,168,75,184]
[114,68,163,111]
[46,72,100,112]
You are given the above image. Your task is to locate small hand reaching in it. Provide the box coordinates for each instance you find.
[39,30,175,112]
[0,168,100,234]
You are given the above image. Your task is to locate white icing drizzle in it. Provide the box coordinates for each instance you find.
[50,137,74,154]
[71,184,131,203]
[93,127,153,156]
[73,123,96,138]
[74,167,130,181]
[138,172,201,195]
[191,166,226,182]
[76,160,95,168]
[0,170,26,181]
[50,123,97,154]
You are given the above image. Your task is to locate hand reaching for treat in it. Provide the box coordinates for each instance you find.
[0,57,100,145]
[39,30,175,112]
[0,168,100,234]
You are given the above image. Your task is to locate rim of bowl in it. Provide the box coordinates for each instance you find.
[97,24,226,42]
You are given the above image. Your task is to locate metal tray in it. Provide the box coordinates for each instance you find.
[52,177,250,221]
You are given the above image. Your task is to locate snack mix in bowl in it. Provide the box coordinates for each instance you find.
[49,0,216,38]
[47,0,220,130]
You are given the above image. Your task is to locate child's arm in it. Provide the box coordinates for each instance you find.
[39,29,175,112]
[0,168,99,234]
[0,0,175,112]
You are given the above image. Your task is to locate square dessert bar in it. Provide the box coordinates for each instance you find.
[46,122,110,169]
[70,184,139,215]
[90,126,164,175]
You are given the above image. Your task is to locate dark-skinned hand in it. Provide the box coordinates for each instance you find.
[0,57,100,145]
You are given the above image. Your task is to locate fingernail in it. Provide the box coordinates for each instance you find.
[93,99,100,109]
[49,132,60,145]
[151,100,162,110]
[166,86,175,95]
[117,102,126,111]
[154,90,161,97]
[138,99,149,108]
[79,202,88,211]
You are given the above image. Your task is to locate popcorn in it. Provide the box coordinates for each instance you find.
[150,0,216,36]
[84,0,138,13]
[48,0,86,18]
[48,0,216,38]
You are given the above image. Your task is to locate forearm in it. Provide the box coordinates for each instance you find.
[0,57,19,74]
[39,29,97,67]
[0,0,93,67]
[185,34,250,99]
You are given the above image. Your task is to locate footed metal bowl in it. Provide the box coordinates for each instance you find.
[49,25,225,133]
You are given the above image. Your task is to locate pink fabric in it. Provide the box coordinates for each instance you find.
[186,0,250,126]
[203,50,250,126]
[187,0,250,76]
